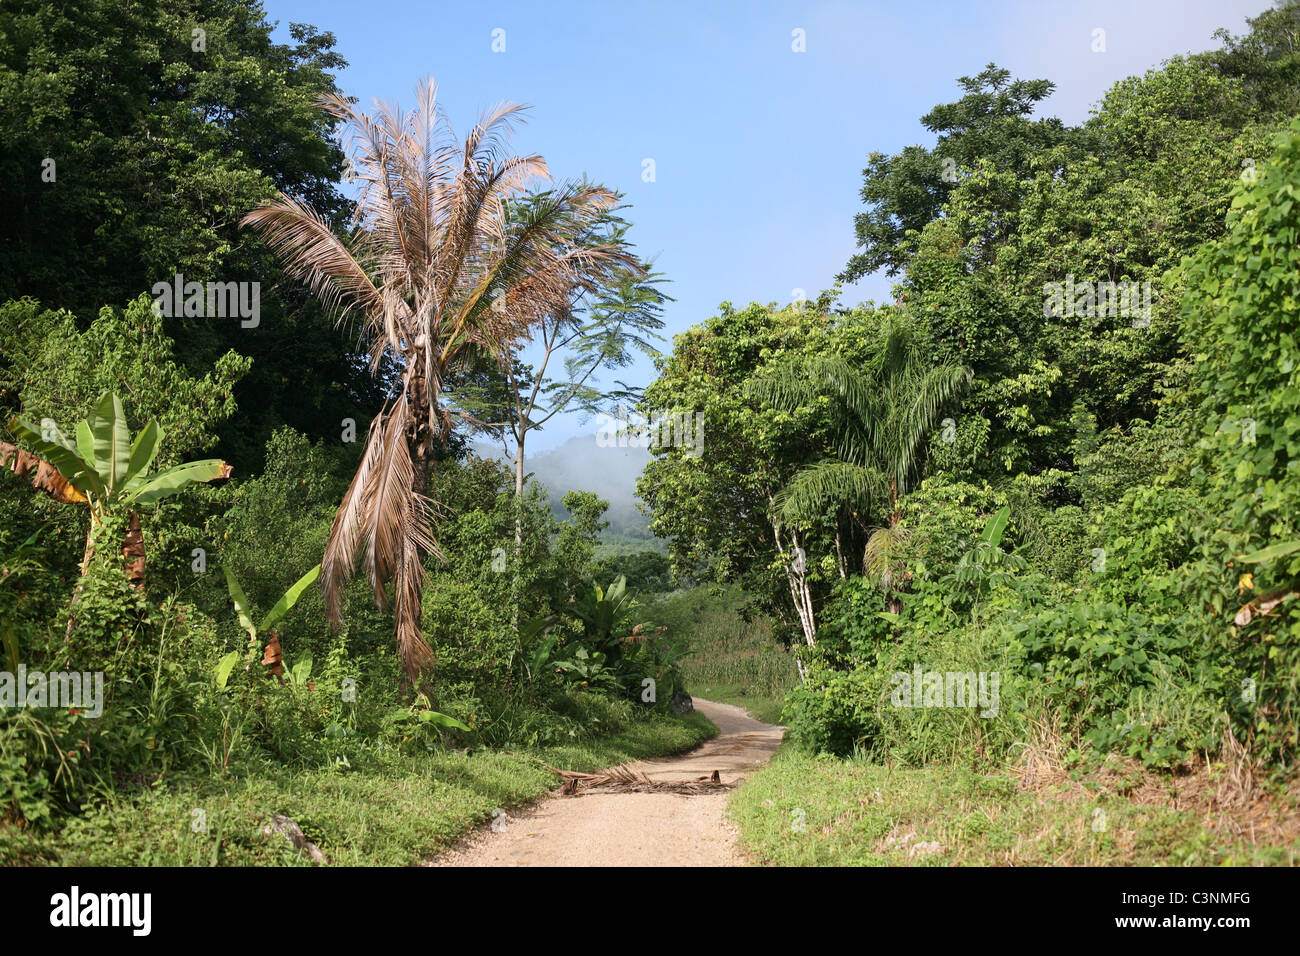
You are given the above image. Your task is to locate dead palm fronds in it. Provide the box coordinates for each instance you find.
[243,77,637,682]
[545,763,735,795]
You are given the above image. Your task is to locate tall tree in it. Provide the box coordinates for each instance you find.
[839,64,1069,282]
[0,0,379,472]
[748,315,970,613]
[636,302,835,644]
[491,200,666,549]
[445,193,665,550]
[243,79,632,682]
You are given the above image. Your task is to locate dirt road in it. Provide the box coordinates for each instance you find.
[430,699,783,867]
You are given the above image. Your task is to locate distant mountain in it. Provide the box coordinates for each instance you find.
[470,434,663,550]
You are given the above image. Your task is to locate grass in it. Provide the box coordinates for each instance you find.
[688,683,785,724]
[729,744,1300,866]
[650,584,799,724]
[0,709,714,866]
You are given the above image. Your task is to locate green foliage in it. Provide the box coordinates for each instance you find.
[223,563,320,648]
[840,63,1070,281]
[637,16,1300,782]
[0,1,378,471]
[420,576,515,690]
[1009,599,1223,767]
[0,707,713,865]
[1174,117,1300,768]
[637,301,833,622]
[648,585,797,722]
[592,550,674,592]
[747,315,970,531]
[0,296,248,464]
[10,391,231,518]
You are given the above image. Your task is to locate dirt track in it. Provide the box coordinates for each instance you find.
[429,699,783,867]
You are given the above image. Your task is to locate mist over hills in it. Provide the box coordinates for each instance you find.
[470,434,663,552]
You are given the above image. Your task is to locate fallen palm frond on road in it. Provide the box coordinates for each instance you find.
[545,763,733,795]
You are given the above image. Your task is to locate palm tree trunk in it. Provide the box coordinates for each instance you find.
[886,479,902,614]
[405,370,434,690]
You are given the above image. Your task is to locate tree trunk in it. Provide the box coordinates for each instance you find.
[886,480,902,615]
[403,366,434,690]
[64,511,147,643]
[772,516,816,651]
[122,510,145,589]
[513,431,525,553]
[511,434,524,633]
[63,522,97,643]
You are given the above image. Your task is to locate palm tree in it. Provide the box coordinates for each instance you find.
[748,314,970,612]
[242,78,633,683]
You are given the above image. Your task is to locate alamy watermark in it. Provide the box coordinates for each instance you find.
[152,273,260,328]
[49,886,150,936]
[0,667,103,717]
[1042,274,1153,327]
[596,403,704,458]
[890,665,999,718]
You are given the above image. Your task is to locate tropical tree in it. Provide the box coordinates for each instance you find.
[2,392,232,639]
[223,563,321,680]
[635,302,833,646]
[747,315,970,611]
[839,63,1070,282]
[448,191,666,555]
[496,247,666,547]
[2,392,233,582]
[242,78,633,683]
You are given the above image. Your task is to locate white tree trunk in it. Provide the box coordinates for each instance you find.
[773,520,817,649]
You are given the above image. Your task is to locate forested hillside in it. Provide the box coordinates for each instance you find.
[0,0,1297,878]
[640,5,1300,781]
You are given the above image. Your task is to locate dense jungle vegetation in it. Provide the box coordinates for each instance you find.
[1,0,1298,867]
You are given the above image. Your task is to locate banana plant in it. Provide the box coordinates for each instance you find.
[571,575,637,660]
[519,613,562,686]
[222,564,321,681]
[2,392,232,583]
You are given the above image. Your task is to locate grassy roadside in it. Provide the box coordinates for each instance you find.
[649,585,798,727]
[689,684,785,724]
[1,710,714,866]
[729,745,1300,866]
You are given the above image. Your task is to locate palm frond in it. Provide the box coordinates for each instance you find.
[892,362,972,488]
[241,197,385,330]
[776,459,885,527]
[321,409,387,626]
[864,524,912,587]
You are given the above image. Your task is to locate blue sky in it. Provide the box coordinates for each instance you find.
[267,0,1268,452]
